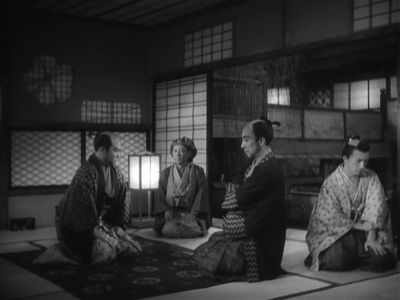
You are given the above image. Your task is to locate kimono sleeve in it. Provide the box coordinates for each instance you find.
[153,168,172,215]
[313,184,353,230]
[112,168,130,227]
[306,181,354,256]
[190,166,210,216]
[59,166,98,233]
[236,159,282,209]
[360,173,387,229]
[237,160,286,235]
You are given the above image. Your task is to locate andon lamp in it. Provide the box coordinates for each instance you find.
[128,153,160,227]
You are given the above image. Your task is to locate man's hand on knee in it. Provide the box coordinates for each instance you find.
[365,233,386,256]
[164,210,173,221]
[377,231,388,245]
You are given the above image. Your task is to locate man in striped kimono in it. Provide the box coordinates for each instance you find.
[195,118,286,282]
[305,136,396,272]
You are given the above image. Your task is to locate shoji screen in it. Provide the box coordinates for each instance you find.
[155,74,208,174]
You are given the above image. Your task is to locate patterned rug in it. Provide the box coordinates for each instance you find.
[1,236,239,299]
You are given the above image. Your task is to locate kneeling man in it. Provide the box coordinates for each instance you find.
[305,136,396,272]
[194,118,286,282]
[56,132,141,264]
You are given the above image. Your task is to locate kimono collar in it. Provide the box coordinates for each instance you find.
[165,163,196,208]
[88,153,120,201]
[172,163,192,190]
[254,147,273,165]
[245,147,273,179]
[89,153,105,166]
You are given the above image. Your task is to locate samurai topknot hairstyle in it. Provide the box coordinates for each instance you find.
[94,132,113,151]
[251,116,281,145]
[342,135,370,158]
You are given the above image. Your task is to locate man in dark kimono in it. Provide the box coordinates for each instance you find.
[55,132,141,264]
[194,118,286,282]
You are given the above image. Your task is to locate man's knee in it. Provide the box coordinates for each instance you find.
[162,221,181,238]
[319,236,358,271]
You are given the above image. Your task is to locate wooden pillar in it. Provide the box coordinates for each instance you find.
[0,85,7,229]
[396,35,400,258]
[0,0,10,229]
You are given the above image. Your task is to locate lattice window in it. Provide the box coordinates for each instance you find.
[85,132,147,181]
[11,131,81,187]
[184,22,233,67]
[81,100,141,124]
[155,74,208,173]
[353,0,400,31]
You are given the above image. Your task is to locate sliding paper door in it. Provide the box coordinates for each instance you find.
[155,74,208,174]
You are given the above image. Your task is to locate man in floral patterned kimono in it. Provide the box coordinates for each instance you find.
[55,132,142,264]
[305,136,396,272]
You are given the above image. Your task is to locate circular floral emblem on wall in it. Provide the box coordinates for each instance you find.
[23,55,73,106]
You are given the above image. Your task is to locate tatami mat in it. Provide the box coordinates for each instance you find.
[131,227,222,250]
[0,227,56,244]
[0,226,398,300]
[292,273,400,300]
[0,257,65,299]
[145,274,331,300]
[282,240,400,284]
[26,291,79,300]
[33,238,59,249]
[0,241,40,254]
[133,228,399,286]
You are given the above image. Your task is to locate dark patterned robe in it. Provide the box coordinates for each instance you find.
[56,154,129,262]
[237,155,287,280]
[194,152,286,282]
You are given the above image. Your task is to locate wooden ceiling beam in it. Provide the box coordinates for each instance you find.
[126,0,187,22]
[151,0,243,28]
[92,0,142,18]
[58,0,88,14]
[40,0,84,12]
[28,0,57,10]
[17,0,243,27]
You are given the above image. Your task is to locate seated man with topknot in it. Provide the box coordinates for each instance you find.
[305,136,396,272]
